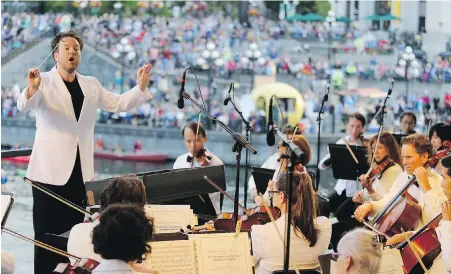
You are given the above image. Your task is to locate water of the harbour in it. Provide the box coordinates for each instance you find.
[1,159,335,274]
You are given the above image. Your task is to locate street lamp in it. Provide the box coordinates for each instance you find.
[198,41,222,129]
[325,10,336,64]
[243,42,262,89]
[399,46,416,103]
[113,37,136,94]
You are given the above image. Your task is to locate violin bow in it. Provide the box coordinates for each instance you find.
[400,228,429,273]
[258,192,301,274]
[342,137,359,164]
[24,177,94,219]
[203,175,248,214]
[2,226,81,262]
[365,80,394,178]
[191,112,202,168]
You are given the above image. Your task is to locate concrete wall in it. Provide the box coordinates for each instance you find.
[400,0,420,33]
[1,118,343,166]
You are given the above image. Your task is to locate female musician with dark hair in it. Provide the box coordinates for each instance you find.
[429,123,451,153]
[352,132,403,204]
[251,172,331,274]
[173,121,224,214]
[354,134,447,245]
[91,204,153,273]
[67,176,148,266]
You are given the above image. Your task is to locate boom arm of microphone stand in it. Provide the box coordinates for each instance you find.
[272,126,304,159]
[182,91,257,154]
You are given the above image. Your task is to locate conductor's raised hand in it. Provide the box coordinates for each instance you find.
[137,63,152,92]
[27,68,41,98]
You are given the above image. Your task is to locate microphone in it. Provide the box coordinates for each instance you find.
[266,96,275,146]
[177,70,187,109]
[324,80,330,102]
[388,78,394,96]
[223,82,233,106]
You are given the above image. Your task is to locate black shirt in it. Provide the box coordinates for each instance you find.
[63,76,84,121]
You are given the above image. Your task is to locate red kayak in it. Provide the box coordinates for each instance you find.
[94,151,168,162]
[2,156,31,164]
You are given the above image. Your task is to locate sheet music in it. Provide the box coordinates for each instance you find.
[1,194,12,224]
[145,207,196,233]
[379,248,404,274]
[189,232,254,274]
[145,240,197,274]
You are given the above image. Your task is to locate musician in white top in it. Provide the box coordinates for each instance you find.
[251,172,331,274]
[429,155,451,273]
[318,113,366,222]
[352,133,403,204]
[354,134,447,245]
[173,122,223,215]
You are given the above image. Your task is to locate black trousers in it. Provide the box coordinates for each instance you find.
[327,190,362,251]
[32,149,87,274]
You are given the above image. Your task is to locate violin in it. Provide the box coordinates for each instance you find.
[370,141,451,237]
[363,156,395,184]
[191,176,281,232]
[187,148,212,166]
[1,226,99,274]
[53,259,99,274]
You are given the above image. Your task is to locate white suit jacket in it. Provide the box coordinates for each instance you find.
[17,67,152,186]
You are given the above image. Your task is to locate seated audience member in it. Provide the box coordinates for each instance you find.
[91,204,153,273]
[333,228,383,274]
[251,172,331,274]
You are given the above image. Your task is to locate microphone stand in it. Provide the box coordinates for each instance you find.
[315,81,330,190]
[181,90,257,228]
[269,125,304,274]
[226,84,253,208]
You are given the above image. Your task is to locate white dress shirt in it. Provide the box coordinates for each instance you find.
[173,148,223,214]
[432,220,451,273]
[251,215,332,274]
[361,164,403,202]
[248,153,281,198]
[92,259,135,273]
[67,221,102,265]
[369,169,447,229]
[16,66,152,185]
[318,135,363,197]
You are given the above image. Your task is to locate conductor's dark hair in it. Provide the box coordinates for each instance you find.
[100,176,146,211]
[51,29,84,59]
[182,122,206,138]
[92,204,153,262]
[347,112,366,128]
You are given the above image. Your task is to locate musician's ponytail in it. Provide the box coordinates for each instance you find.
[275,172,319,247]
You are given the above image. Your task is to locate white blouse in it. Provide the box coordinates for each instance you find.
[251,215,332,274]
[361,164,403,202]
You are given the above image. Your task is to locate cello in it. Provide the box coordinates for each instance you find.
[396,213,442,274]
[370,141,451,237]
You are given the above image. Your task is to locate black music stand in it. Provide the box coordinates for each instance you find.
[1,192,14,227]
[392,133,407,146]
[85,169,172,204]
[144,165,226,221]
[251,167,275,195]
[328,144,369,180]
